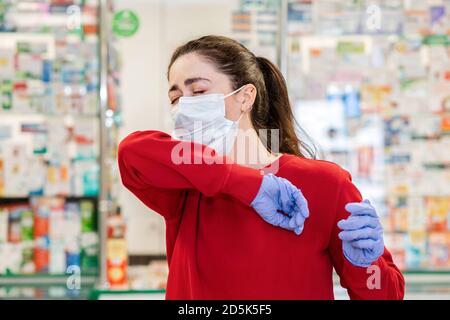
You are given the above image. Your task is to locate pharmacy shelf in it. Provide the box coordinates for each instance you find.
[0,196,98,201]
[0,273,97,286]
[403,272,450,284]
[0,194,98,201]
[333,271,450,299]
[333,270,450,287]
[91,279,450,300]
[0,0,118,292]
[0,111,100,119]
[89,289,166,300]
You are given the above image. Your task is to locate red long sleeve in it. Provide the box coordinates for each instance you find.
[118,135,404,300]
[328,169,405,300]
[118,130,264,220]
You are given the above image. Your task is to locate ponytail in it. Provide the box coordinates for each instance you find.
[169,35,316,159]
[255,57,315,158]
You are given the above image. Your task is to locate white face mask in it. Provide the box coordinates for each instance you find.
[170,85,246,155]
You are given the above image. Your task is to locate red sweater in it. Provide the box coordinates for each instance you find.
[118,130,405,300]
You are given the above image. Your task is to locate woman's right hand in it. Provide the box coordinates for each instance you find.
[250,174,309,235]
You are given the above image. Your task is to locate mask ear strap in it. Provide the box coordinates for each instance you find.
[224,84,246,99]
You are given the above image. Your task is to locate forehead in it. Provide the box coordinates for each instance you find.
[168,52,219,85]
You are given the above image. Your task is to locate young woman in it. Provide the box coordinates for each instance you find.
[118,35,404,299]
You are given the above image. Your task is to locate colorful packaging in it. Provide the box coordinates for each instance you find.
[32,198,50,238]
[384,232,407,270]
[1,243,22,274]
[442,113,450,134]
[49,204,65,240]
[84,163,99,196]
[49,239,66,274]
[80,232,98,272]
[80,200,95,232]
[20,208,34,241]
[8,206,22,243]
[21,241,35,274]
[106,238,128,288]
[426,196,450,232]
[34,236,49,273]
[407,196,427,232]
[0,243,7,273]
[406,231,428,269]
[389,196,409,232]
[72,159,99,196]
[65,238,81,269]
[28,157,46,196]
[1,79,12,110]
[3,144,28,196]
[428,232,450,269]
[64,202,81,239]
[0,49,15,79]
[0,157,4,195]
[0,208,8,243]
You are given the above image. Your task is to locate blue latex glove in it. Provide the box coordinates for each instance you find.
[250,174,309,235]
[338,199,384,267]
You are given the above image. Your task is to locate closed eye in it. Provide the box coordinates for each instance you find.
[170,90,207,105]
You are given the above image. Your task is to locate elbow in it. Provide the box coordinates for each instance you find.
[117,132,142,188]
[118,135,131,165]
[385,268,405,300]
[118,131,142,164]
[394,272,406,300]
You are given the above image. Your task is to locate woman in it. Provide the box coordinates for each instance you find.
[118,35,404,299]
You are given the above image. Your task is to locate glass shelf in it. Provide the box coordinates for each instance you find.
[0,111,100,119]
[0,195,98,200]
[0,272,98,286]
[89,289,166,300]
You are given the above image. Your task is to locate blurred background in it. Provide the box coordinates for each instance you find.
[0,0,449,299]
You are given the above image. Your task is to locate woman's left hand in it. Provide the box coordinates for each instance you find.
[337,199,384,268]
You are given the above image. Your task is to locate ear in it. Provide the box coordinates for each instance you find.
[240,84,257,113]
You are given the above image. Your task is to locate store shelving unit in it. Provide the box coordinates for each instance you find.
[0,0,121,297]
[232,0,450,281]
[279,0,450,277]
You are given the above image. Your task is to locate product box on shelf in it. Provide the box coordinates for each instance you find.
[428,232,450,269]
[34,236,50,273]
[49,239,66,275]
[80,200,95,232]
[426,196,450,232]
[0,243,22,274]
[406,231,428,269]
[384,232,407,270]
[80,231,98,272]
[0,157,4,196]
[106,238,127,288]
[0,208,8,243]
[0,197,98,276]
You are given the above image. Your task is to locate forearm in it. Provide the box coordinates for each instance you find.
[118,130,263,205]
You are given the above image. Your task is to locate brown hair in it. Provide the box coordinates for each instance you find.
[168,35,315,158]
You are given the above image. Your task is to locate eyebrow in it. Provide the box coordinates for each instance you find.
[169,77,211,92]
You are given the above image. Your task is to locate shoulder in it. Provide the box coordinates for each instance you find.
[280,154,352,185]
